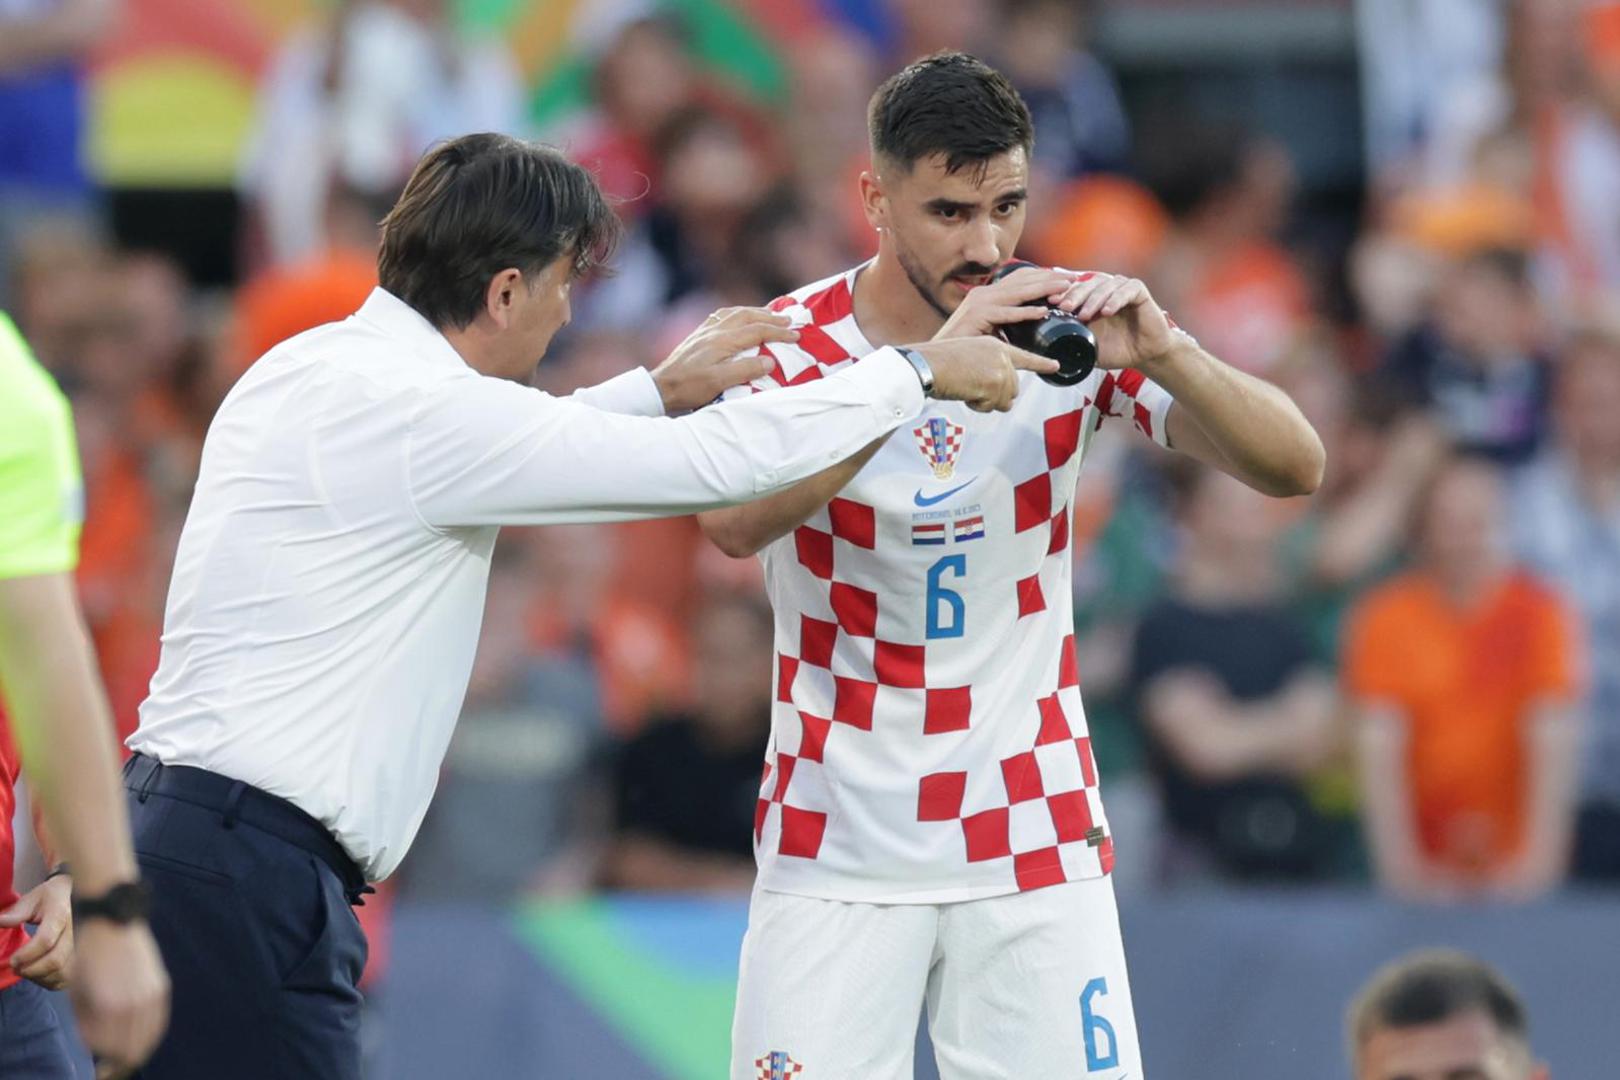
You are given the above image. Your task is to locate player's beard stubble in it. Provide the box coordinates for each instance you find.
[892,234,997,322]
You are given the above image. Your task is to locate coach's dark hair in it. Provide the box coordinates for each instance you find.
[867,52,1033,180]
[378,133,620,330]
[1348,950,1531,1057]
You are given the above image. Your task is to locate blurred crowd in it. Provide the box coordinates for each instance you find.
[3,0,1619,933]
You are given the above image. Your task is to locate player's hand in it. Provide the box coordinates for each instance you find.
[1050,272,1178,371]
[909,338,1059,412]
[72,919,171,1080]
[933,266,1074,339]
[652,307,799,412]
[0,874,73,989]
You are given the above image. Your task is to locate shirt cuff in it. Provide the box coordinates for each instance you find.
[571,367,666,417]
[848,346,927,421]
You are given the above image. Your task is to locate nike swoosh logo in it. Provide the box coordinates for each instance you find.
[913,481,973,507]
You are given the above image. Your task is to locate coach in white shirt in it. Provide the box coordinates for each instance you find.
[119,132,1054,1080]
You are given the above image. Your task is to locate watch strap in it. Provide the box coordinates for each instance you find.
[71,881,151,925]
[895,345,934,396]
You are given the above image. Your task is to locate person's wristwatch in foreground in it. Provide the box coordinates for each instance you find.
[72,881,152,925]
[895,345,934,397]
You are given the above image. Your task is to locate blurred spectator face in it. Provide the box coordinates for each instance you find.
[1000,0,1079,88]
[1434,254,1536,361]
[871,148,1031,317]
[1556,336,1620,469]
[1232,139,1297,242]
[790,30,879,162]
[119,254,190,374]
[70,256,184,403]
[1357,1010,1541,1080]
[1418,459,1507,584]
[730,187,851,303]
[528,523,617,626]
[662,114,772,230]
[595,19,697,140]
[892,0,992,56]
[1181,468,1288,589]
[1350,234,1442,340]
[10,220,107,370]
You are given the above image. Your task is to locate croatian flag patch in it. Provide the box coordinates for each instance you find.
[953,515,985,542]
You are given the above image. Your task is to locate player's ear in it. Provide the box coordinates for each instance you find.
[859,170,888,233]
[483,267,523,330]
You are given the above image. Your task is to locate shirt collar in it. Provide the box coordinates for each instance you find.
[353,287,473,372]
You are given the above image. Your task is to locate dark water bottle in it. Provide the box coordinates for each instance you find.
[991,260,1097,387]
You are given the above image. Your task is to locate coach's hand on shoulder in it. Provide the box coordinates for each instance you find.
[934,266,1073,339]
[72,919,171,1079]
[651,307,800,412]
[910,338,1059,412]
[0,873,73,989]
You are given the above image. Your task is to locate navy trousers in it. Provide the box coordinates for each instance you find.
[124,756,369,1080]
[0,978,77,1079]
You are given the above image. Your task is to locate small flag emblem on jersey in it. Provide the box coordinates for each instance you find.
[912,521,948,545]
[914,417,965,479]
[953,515,985,542]
[756,1050,804,1079]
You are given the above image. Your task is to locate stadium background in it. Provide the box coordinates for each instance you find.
[4,0,1620,1075]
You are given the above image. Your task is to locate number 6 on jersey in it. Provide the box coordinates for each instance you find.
[926,555,966,639]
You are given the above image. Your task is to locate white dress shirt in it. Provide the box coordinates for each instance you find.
[131,287,924,880]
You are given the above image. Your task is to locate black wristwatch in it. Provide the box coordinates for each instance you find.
[72,881,151,925]
[896,345,935,397]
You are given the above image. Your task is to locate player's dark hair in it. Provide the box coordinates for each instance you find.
[867,52,1033,180]
[1348,950,1530,1056]
[378,133,620,331]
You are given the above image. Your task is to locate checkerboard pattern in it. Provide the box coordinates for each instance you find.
[725,265,1175,899]
[915,633,1115,890]
[755,275,864,387]
[913,416,965,477]
[754,1051,804,1079]
[756,494,976,860]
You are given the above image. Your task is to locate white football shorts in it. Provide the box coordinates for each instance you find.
[731,875,1143,1079]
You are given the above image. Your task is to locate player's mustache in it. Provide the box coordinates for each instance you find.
[944,263,997,283]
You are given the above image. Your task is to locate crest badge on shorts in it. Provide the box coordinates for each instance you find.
[755,1050,804,1079]
[914,416,965,479]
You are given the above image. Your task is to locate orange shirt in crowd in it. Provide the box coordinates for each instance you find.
[1178,243,1311,376]
[228,247,378,378]
[1343,571,1579,876]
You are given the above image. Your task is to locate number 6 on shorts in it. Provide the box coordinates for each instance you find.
[1080,976,1120,1071]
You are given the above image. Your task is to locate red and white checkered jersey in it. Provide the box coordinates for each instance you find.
[724,264,1175,903]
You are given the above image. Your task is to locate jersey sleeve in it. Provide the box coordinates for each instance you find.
[0,316,83,580]
[1094,367,1174,449]
[714,333,840,404]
